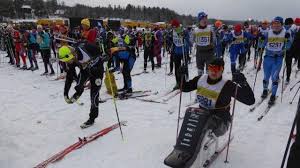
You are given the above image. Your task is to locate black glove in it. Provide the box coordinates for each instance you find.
[285,33,290,39]
[232,72,247,84]
[100,54,110,62]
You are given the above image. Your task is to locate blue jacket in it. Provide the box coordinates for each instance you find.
[224,31,253,54]
[38,31,50,50]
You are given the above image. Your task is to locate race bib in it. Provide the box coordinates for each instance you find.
[267,37,285,51]
[196,87,219,109]
[195,32,211,46]
[232,37,244,44]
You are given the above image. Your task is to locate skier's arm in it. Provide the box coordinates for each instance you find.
[182,76,201,92]
[226,80,255,105]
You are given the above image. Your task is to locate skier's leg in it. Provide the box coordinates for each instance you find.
[174,54,182,86]
[144,48,148,71]
[263,56,273,91]
[170,53,174,73]
[150,51,155,71]
[230,51,238,73]
[286,50,292,82]
[89,77,102,121]
[270,57,283,96]
[196,49,205,76]
[46,49,54,73]
[41,50,48,73]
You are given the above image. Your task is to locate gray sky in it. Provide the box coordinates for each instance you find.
[60,0,300,21]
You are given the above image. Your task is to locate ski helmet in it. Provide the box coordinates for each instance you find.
[171,19,180,28]
[58,46,74,63]
[285,18,294,25]
[243,21,249,27]
[81,18,90,28]
[273,16,284,25]
[294,18,300,25]
[197,12,208,21]
[234,24,242,33]
[215,20,223,28]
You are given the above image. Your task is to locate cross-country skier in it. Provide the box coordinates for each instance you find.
[284,18,295,84]
[255,20,270,71]
[37,25,55,75]
[291,18,300,71]
[182,58,255,136]
[143,26,155,72]
[224,23,254,73]
[58,42,105,128]
[260,16,288,105]
[170,19,186,90]
[192,12,216,76]
[164,58,255,168]
[111,28,136,95]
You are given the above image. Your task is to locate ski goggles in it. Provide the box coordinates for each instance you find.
[59,53,74,63]
[208,64,224,73]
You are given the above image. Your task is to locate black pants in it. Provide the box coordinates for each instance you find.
[40,49,54,73]
[144,47,154,71]
[174,54,183,85]
[73,59,104,120]
[122,60,134,90]
[6,40,15,64]
[285,50,293,80]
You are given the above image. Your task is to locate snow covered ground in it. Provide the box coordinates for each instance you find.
[0,49,298,168]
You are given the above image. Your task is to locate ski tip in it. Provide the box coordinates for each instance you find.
[257,117,262,121]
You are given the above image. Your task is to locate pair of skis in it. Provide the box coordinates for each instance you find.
[249,92,279,121]
[202,136,234,168]
[99,90,154,103]
[34,121,127,168]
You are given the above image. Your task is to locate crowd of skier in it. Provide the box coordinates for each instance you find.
[1,11,300,168]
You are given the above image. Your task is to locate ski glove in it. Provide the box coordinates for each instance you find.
[285,33,290,39]
[232,72,247,85]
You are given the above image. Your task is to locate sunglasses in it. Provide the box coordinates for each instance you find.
[208,65,224,72]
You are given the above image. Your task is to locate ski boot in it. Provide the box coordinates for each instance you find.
[167,72,173,76]
[80,118,95,129]
[261,89,268,99]
[27,66,34,71]
[21,65,27,70]
[41,72,48,76]
[173,84,179,90]
[268,95,276,106]
[49,71,55,76]
[33,66,39,71]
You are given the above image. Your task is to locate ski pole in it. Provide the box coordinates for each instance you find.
[225,82,239,163]
[252,47,264,92]
[280,97,300,168]
[290,80,300,91]
[176,75,185,140]
[106,64,124,141]
[101,39,124,140]
[289,86,300,104]
[281,40,288,103]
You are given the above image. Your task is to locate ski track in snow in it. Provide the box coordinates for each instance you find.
[0,48,298,168]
